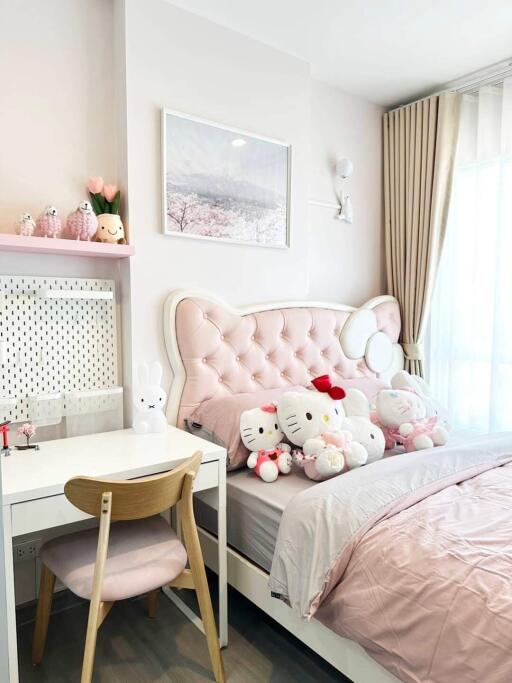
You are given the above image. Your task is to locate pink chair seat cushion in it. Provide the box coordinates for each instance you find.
[41,516,187,602]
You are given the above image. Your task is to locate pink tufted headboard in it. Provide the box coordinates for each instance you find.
[164,290,403,427]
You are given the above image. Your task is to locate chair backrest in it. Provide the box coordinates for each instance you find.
[64,451,202,521]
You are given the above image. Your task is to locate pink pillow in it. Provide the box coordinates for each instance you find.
[185,386,306,470]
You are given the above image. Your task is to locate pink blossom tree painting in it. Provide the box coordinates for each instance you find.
[163,111,289,247]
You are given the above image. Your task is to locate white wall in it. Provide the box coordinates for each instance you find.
[308,81,384,302]
[122,0,384,391]
[1,0,385,605]
[0,0,118,234]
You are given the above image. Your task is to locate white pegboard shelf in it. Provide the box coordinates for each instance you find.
[0,276,120,424]
[0,233,134,259]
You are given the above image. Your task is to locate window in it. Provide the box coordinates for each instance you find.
[429,79,512,433]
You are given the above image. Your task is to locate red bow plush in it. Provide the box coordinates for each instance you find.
[311,375,346,400]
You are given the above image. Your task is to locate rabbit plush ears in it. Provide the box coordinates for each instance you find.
[137,361,163,387]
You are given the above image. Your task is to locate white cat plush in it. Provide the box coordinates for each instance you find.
[240,404,291,482]
[278,389,367,480]
[375,388,448,452]
[277,390,343,447]
[132,362,167,434]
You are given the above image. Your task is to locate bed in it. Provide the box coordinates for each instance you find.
[164,289,512,683]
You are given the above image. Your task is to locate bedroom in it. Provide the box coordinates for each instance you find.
[0,1,511,682]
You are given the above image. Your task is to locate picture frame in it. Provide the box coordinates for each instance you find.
[161,109,291,248]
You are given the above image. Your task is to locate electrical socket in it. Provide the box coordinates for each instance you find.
[14,539,42,563]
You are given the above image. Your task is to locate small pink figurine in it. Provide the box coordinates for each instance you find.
[16,212,36,236]
[36,205,62,238]
[66,200,98,241]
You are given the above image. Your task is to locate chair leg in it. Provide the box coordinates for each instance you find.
[181,476,225,683]
[32,564,56,665]
[189,549,225,683]
[147,590,158,618]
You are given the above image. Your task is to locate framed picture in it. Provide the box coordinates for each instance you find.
[162,109,290,248]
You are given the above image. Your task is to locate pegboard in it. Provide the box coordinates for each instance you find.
[0,276,119,424]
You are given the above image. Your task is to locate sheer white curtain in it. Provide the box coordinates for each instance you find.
[429,78,512,433]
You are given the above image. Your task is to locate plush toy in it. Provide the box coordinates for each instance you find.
[16,213,36,236]
[132,361,167,434]
[36,205,62,238]
[278,378,369,481]
[375,386,449,452]
[391,370,448,424]
[340,389,386,463]
[247,447,292,483]
[277,380,344,449]
[295,430,367,481]
[66,200,98,241]
[240,404,291,482]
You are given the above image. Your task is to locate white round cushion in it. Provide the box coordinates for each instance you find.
[365,331,393,373]
[341,309,377,359]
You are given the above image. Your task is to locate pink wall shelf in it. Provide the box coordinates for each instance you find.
[0,233,134,259]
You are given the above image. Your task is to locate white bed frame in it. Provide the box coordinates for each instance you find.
[164,289,403,683]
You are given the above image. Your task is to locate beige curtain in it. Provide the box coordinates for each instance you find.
[383,91,461,376]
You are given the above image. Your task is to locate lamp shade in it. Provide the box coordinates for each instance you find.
[336,158,354,179]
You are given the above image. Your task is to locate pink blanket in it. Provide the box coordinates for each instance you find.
[269,434,512,683]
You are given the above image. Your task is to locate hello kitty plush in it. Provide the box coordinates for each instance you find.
[132,361,167,434]
[277,379,368,481]
[375,387,449,452]
[240,404,291,482]
[295,430,367,481]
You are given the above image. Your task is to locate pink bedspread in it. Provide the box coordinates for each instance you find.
[317,461,512,683]
[269,434,512,683]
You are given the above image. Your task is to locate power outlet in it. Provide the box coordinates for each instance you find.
[14,539,42,563]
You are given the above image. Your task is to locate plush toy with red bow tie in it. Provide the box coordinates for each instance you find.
[277,376,370,481]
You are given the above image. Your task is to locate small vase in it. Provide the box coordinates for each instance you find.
[96,213,126,244]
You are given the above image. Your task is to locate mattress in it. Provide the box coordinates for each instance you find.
[194,466,314,573]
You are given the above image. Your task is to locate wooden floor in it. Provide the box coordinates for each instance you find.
[17,573,350,683]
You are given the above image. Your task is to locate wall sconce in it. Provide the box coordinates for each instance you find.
[335,158,353,224]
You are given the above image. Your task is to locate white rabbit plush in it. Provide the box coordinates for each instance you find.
[132,361,167,434]
[340,389,386,463]
[240,404,291,482]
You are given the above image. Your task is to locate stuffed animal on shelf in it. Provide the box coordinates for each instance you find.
[36,206,62,238]
[132,361,167,434]
[374,384,449,452]
[240,404,291,482]
[295,430,367,481]
[66,200,98,241]
[16,213,36,236]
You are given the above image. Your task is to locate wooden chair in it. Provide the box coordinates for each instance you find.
[32,451,225,683]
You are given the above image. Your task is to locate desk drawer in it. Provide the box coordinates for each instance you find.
[12,496,91,537]
[11,461,219,536]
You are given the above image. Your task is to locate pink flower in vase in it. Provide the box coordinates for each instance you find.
[103,184,118,203]
[88,177,104,194]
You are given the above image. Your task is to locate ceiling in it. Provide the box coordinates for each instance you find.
[166,0,512,106]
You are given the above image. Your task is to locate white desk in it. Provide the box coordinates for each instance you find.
[1,426,228,683]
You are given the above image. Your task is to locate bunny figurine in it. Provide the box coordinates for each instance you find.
[132,361,167,434]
